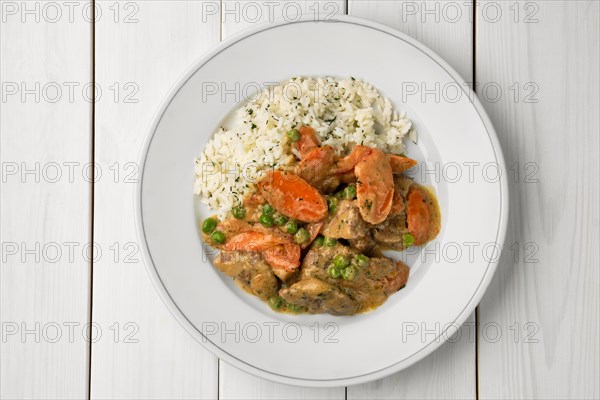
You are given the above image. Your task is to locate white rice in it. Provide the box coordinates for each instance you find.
[194,76,415,218]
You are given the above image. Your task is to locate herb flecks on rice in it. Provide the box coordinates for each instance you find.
[194,76,414,217]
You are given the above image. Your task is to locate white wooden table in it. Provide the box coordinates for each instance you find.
[1,1,598,399]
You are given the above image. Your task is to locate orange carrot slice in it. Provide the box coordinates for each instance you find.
[258,171,328,223]
[387,154,417,174]
[406,186,435,246]
[224,231,300,271]
[355,148,394,224]
[223,231,284,252]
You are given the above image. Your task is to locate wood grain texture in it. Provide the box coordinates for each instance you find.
[219,365,345,400]
[219,1,346,399]
[0,2,92,398]
[476,1,599,399]
[221,0,346,38]
[349,0,473,82]
[2,0,598,398]
[347,1,476,398]
[91,2,219,398]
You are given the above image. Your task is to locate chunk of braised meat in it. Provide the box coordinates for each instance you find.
[300,242,355,279]
[322,200,369,240]
[371,175,412,250]
[321,171,355,193]
[279,278,360,316]
[293,127,339,193]
[388,187,405,217]
[295,146,356,193]
[382,261,410,295]
[361,257,410,294]
[302,221,324,250]
[394,174,414,198]
[261,244,300,282]
[295,145,337,192]
[215,251,280,300]
[348,233,377,254]
[289,243,409,314]
[295,126,320,158]
[373,213,409,250]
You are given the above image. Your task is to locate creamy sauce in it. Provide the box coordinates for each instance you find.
[202,140,442,315]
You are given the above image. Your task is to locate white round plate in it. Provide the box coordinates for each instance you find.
[138,16,508,387]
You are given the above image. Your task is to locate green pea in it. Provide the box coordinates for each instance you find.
[294,227,310,244]
[352,254,370,268]
[403,233,415,248]
[231,206,246,219]
[288,303,305,313]
[341,265,358,281]
[328,263,342,279]
[260,214,274,227]
[285,220,299,234]
[343,185,357,200]
[323,237,337,247]
[262,204,275,215]
[332,254,350,269]
[202,218,218,234]
[287,128,301,142]
[211,231,225,244]
[313,235,324,246]
[273,214,288,226]
[327,196,338,213]
[268,296,284,309]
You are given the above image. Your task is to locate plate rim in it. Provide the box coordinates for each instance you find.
[135,15,509,387]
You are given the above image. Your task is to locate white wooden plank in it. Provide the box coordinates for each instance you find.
[219,1,346,399]
[347,1,476,398]
[219,365,345,400]
[91,1,220,398]
[0,1,91,398]
[476,1,599,399]
[349,0,473,82]
[347,323,476,399]
[222,0,346,38]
